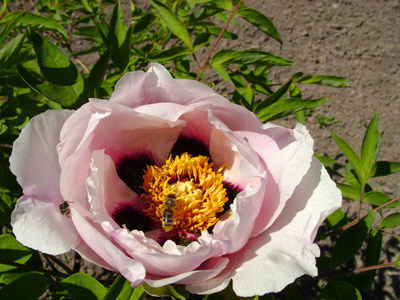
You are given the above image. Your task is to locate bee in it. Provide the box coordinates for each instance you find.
[59,200,71,218]
[162,194,177,232]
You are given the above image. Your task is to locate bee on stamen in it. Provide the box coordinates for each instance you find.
[162,194,177,232]
[59,200,72,218]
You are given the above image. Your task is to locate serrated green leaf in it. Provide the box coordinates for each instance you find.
[0,34,26,69]
[325,208,348,230]
[61,273,107,300]
[336,183,361,201]
[372,161,400,177]
[0,11,68,42]
[360,113,379,180]
[379,213,400,229]
[331,210,375,267]
[297,75,348,87]
[148,46,192,62]
[0,234,33,272]
[236,8,282,45]
[0,273,52,300]
[143,283,187,300]
[331,281,362,300]
[150,0,192,49]
[332,132,364,184]
[364,191,400,208]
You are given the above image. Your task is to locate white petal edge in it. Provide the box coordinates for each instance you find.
[10,109,74,196]
[11,195,80,255]
[231,157,342,297]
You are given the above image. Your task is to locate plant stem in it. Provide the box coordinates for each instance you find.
[325,195,400,236]
[196,0,244,81]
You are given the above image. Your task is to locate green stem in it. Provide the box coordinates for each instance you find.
[0,258,70,278]
[196,0,244,81]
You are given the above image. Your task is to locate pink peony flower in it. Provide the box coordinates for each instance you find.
[10,63,341,296]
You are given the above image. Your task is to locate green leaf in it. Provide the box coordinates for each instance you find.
[61,273,107,300]
[108,1,131,71]
[360,113,379,180]
[372,161,400,177]
[314,153,336,166]
[21,31,85,107]
[0,273,52,300]
[336,183,361,201]
[142,283,187,300]
[254,79,292,113]
[193,32,211,51]
[133,14,157,34]
[0,11,68,42]
[211,49,294,66]
[331,281,362,300]
[0,34,26,69]
[325,208,348,230]
[148,47,192,62]
[0,234,33,272]
[332,132,363,184]
[362,229,383,292]
[379,212,400,229]
[149,0,192,49]
[236,8,282,45]
[212,64,235,86]
[104,275,146,300]
[364,191,400,208]
[216,0,232,11]
[87,48,112,98]
[256,97,328,123]
[233,86,254,110]
[297,75,348,87]
[331,210,375,267]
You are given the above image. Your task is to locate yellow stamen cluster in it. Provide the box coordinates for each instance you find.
[142,153,228,233]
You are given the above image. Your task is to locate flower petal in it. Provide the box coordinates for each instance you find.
[145,257,229,287]
[231,157,341,296]
[70,208,146,287]
[10,109,74,196]
[113,230,229,277]
[110,63,220,107]
[11,195,80,255]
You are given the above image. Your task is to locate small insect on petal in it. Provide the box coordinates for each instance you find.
[59,200,72,218]
[162,194,177,232]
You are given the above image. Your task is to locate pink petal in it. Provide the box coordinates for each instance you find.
[59,100,185,207]
[11,196,80,255]
[10,109,74,196]
[110,63,219,107]
[145,257,229,287]
[113,230,229,277]
[86,150,145,225]
[230,157,341,296]
[70,208,146,287]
